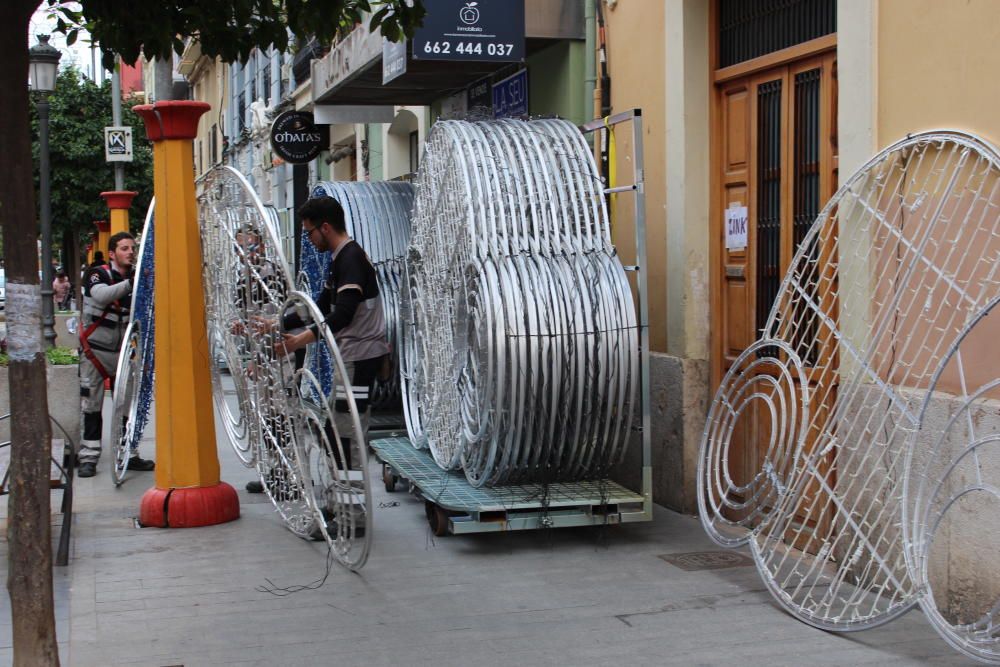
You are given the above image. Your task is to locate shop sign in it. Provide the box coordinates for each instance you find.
[467,77,492,112]
[383,38,407,84]
[492,69,528,118]
[413,0,524,63]
[270,111,326,164]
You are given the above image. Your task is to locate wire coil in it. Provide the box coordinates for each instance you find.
[401,118,639,487]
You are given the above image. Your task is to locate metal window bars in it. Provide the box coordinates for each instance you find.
[398,113,650,497]
[698,130,1000,663]
[197,165,372,570]
[111,199,156,486]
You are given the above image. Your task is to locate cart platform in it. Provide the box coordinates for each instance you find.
[371,436,650,535]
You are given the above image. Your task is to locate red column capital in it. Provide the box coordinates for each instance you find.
[94,220,110,233]
[100,190,139,210]
[133,101,211,142]
[133,104,162,142]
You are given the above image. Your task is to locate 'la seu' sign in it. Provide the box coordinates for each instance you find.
[270,111,326,164]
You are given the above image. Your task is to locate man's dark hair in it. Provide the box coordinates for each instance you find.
[108,231,135,252]
[92,251,105,266]
[298,196,346,234]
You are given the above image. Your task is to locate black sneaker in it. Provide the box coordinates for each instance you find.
[246,480,264,494]
[78,462,97,478]
[309,509,365,541]
[127,456,155,471]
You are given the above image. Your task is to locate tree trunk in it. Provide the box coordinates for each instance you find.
[2,2,61,665]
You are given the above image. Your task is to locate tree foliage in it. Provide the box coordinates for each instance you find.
[30,67,154,252]
[44,0,426,70]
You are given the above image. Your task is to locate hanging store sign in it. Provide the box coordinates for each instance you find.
[467,77,492,112]
[492,69,528,118]
[725,204,748,250]
[383,38,408,84]
[269,111,327,164]
[412,0,525,63]
[105,126,133,162]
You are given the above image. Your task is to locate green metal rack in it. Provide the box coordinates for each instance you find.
[371,436,647,535]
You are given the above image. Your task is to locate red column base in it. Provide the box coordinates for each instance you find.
[139,482,240,528]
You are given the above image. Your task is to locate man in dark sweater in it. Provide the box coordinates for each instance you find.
[277,196,389,469]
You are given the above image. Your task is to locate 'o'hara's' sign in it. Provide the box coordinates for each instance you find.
[270,111,326,164]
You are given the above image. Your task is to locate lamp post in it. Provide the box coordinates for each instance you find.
[29,34,61,349]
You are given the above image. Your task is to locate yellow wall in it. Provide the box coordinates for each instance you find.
[877,0,1000,147]
[604,0,668,352]
[190,57,227,180]
[877,0,1000,397]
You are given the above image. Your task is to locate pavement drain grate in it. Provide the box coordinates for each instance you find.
[658,550,754,572]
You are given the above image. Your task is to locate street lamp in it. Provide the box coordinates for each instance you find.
[29,34,61,349]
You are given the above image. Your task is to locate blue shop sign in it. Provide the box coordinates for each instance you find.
[413,0,525,63]
[492,69,528,119]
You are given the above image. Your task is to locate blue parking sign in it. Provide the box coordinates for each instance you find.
[492,69,528,119]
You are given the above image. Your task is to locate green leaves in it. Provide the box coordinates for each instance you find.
[29,68,154,248]
[45,0,425,68]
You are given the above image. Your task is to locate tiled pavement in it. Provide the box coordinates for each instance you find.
[0,399,975,666]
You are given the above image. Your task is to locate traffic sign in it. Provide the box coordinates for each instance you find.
[105,126,133,162]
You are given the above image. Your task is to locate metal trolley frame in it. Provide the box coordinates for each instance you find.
[374,109,653,536]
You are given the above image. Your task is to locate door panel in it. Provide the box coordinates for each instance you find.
[714,51,838,539]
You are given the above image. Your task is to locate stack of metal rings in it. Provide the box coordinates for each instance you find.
[302,181,414,409]
[401,118,639,487]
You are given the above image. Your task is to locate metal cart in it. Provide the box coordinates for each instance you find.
[376,110,653,537]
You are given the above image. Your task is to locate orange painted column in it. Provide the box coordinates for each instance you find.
[133,101,239,528]
[100,190,138,237]
[93,220,110,262]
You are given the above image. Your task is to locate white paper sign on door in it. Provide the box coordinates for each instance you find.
[725,205,748,250]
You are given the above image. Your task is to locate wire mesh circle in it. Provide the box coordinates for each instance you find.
[281,291,372,571]
[207,320,255,466]
[905,297,1000,663]
[197,166,295,468]
[109,199,155,486]
[400,117,638,487]
[698,339,810,548]
[110,321,141,486]
[698,130,1000,636]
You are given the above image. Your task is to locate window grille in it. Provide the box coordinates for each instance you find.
[719,0,835,68]
[756,78,782,348]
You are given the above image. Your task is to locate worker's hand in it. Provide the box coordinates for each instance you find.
[274,331,307,357]
[251,315,277,334]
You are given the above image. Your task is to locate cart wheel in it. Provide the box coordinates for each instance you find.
[425,500,450,537]
[382,465,396,493]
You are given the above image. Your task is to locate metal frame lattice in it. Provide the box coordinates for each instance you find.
[111,199,156,486]
[197,166,372,570]
[698,130,1000,663]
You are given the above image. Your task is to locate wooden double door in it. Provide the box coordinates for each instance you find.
[714,50,839,540]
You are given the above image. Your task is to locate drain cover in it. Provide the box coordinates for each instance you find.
[658,550,753,571]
